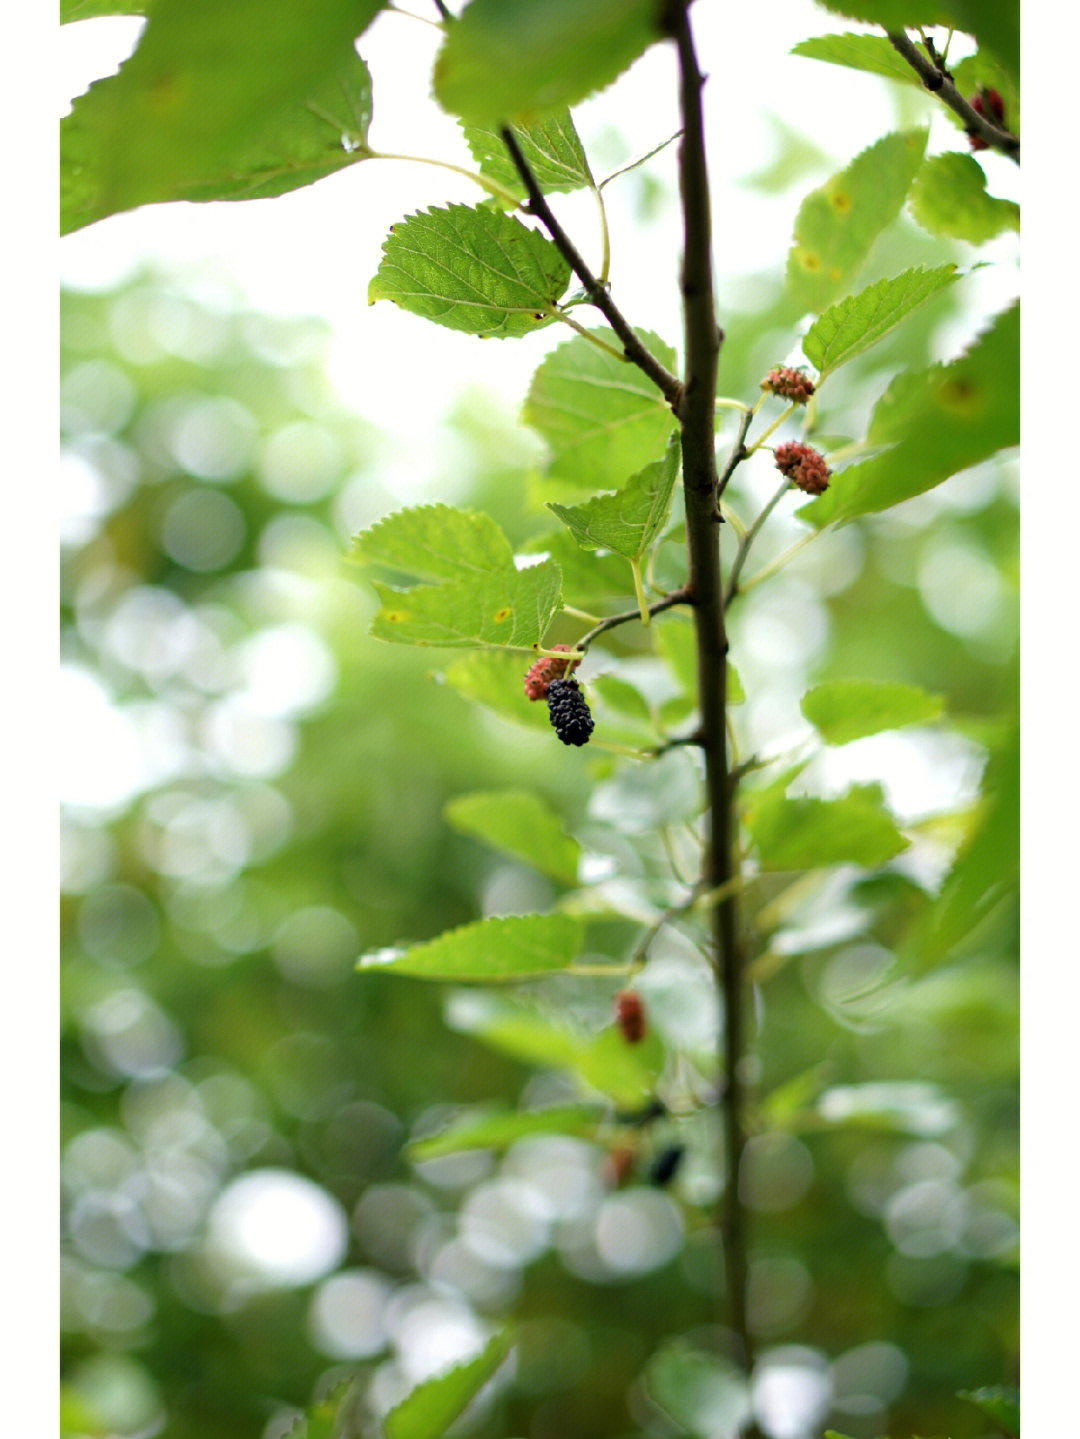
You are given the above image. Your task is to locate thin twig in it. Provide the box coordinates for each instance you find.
[498,127,684,407]
[887,30,1019,163]
[724,477,791,606]
[575,588,692,653]
[599,129,685,190]
[430,0,451,18]
[715,408,754,503]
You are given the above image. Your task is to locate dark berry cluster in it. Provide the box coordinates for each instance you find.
[968,88,1005,151]
[523,644,580,701]
[615,989,647,1043]
[761,366,816,404]
[774,440,831,495]
[546,678,594,746]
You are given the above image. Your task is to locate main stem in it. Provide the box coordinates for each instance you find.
[668,0,754,1382]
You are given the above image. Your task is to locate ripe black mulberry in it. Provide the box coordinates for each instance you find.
[546,677,594,746]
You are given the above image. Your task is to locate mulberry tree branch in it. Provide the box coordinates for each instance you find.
[498,127,684,407]
[886,30,1019,162]
[664,0,756,1391]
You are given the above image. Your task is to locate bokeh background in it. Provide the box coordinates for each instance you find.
[55,6,1020,1438]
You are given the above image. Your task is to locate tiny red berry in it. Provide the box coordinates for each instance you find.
[761,366,815,405]
[615,989,647,1043]
[773,440,831,495]
[968,88,1006,151]
[523,644,580,701]
[602,1145,637,1189]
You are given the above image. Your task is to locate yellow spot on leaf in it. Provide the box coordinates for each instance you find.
[383,610,408,623]
[493,607,512,622]
[829,266,842,282]
[829,189,852,215]
[798,250,821,273]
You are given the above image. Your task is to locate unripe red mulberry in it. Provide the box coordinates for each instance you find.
[615,989,647,1043]
[761,366,815,404]
[774,440,831,495]
[602,1145,637,1189]
[523,644,580,701]
[968,88,1005,151]
[547,677,594,746]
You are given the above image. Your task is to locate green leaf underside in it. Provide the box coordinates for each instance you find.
[787,129,928,314]
[547,435,680,560]
[800,301,1018,526]
[61,0,383,233]
[801,680,944,745]
[369,204,571,337]
[409,1104,604,1160]
[909,152,1020,244]
[449,996,666,1106]
[746,785,908,870]
[358,913,586,981]
[792,33,923,86]
[352,504,514,582]
[371,561,562,650]
[463,112,594,200]
[444,791,581,884]
[645,1343,752,1439]
[803,265,958,375]
[523,328,679,489]
[958,1386,1020,1436]
[433,0,662,125]
[384,1330,514,1439]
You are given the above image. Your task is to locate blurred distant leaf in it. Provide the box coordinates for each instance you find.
[801,679,944,744]
[803,265,958,376]
[370,561,562,649]
[448,993,666,1107]
[787,129,928,313]
[792,32,922,85]
[958,1386,1019,1437]
[445,790,581,883]
[62,0,383,231]
[463,112,594,201]
[739,112,832,194]
[655,618,745,705]
[369,205,571,338]
[409,1103,605,1159]
[800,301,1018,525]
[744,783,908,871]
[384,1330,514,1439]
[547,436,680,560]
[352,504,514,582]
[359,913,586,981]
[290,1379,354,1439]
[643,1342,752,1438]
[523,328,678,489]
[816,1081,961,1135]
[909,153,1020,244]
[433,0,661,125]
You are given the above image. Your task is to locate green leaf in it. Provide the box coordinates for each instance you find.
[787,129,928,314]
[792,32,924,86]
[61,0,383,232]
[384,1330,514,1439]
[547,435,680,560]
[951,52,1019,135]
[351,504,514,582]
[433,0,662,125]
[447,994,666,1107]
[444,790,581,884]
[801,679,945,745]
[958,1386,1019,1437]
[812,0,955,25]
[440,651,559,732]
[811,1,1018,80]
[359,913,586,982]
[799,301,1018,526]
[62,0,149,17]
[523,328,678,489]
[368,204,571,338]
[803,264,958,376]
[745,783,909,871]
[463,112,594,201]
[909,152,1020,245]
[643,1342,752,1439]
[655,618,744,704]
[370,561,562,650]
[408,1103,604,1160]
[288,1379,355,1439]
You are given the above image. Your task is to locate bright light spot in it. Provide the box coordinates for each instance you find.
[160,488,247,571]
[259,420,344,502]
[237,624,337,716]
[82,987,184,1079]
[918,540,1012,640]
[60,666,147,811]
[594,1190,684,1274]
[739,1134,814,1213]
[830,1340,908,1407]
[208,1169,349,1287]
[309,1269,393,1358]
[271,906,358,988]
[61,358,136,436]
[386,1289,488,1385]
[460,1178,551,1268]
[752,1349,832,1439]
[202,695,297,777]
